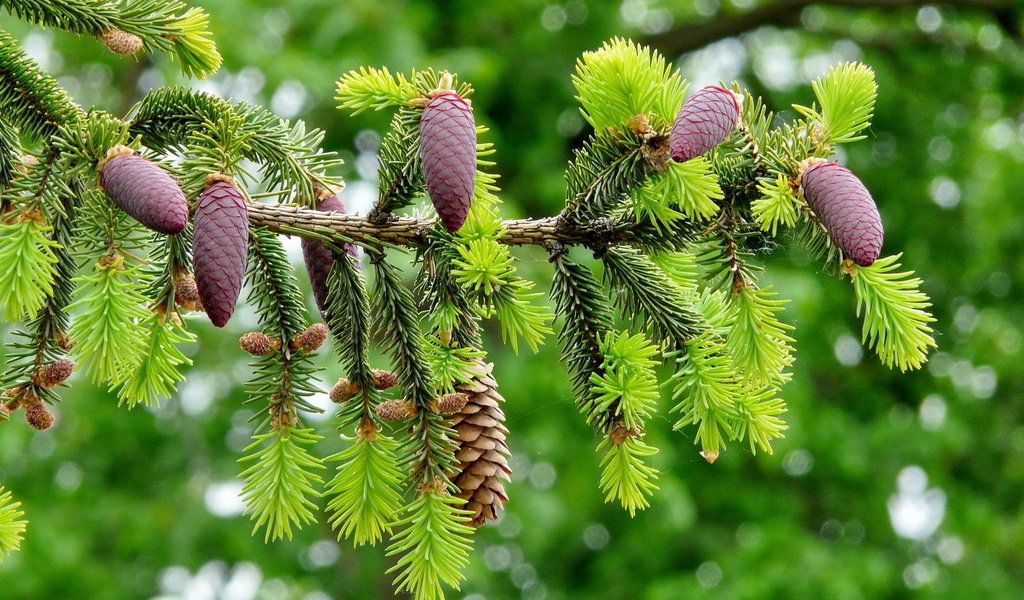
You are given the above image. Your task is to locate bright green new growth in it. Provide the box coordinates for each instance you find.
[238,428,325,543]
[752,174,800,234]
[0,485,27,561]
[325,433,405,546]
[386,492,475,600]
[335,67,419,115]
[68,256,150,385]
[0,218,59,321]
[852,254,937,371]
[726,286,795,386]
[598,435,660,517]
[590,330,660,430]
[573,37,688,130]
[794,62,877,144]
[117,313,195,407]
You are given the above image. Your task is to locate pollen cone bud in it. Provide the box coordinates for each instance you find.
[99,148,189,235]
[376,399,417,421]
[370,369,398,390]
[330,378,360,403]
[193,179,249,327]
[173,270,202,311]
[101,29,143,56]
[31,359,75,389]
[800,161,884,267]
[419,91,476,232]
[291,323,328,353]
[669,85,741,163]
[21,394,54,431]
[239,331,280,356]
[452,360,511,526]
[300,193,360,317]
[434,392,469,415]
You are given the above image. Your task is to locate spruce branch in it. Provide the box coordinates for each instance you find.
[325,431,405,546]
[0,30,83,138]
[598,434,659,517]
[0,485,27,561]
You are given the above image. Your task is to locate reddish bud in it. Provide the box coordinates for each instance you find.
[370,369,399,390]
[420,92,476,232]
[376,399,417,421]
[800,162,884,267]
[291,323,328,353]
[101,29,143,56]
[99,149,189,235]
[193,179,249,327]
[669,85,741,163]
[330,379,360,404]
[434,392,469,415]
[239,331,281,356]
[32,359,75,389]
[173,270,202,311]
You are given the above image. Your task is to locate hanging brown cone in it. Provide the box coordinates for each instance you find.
[376,398,417,421]
[239,331,281,356]
[419,76,476,233]
[330,378,360,403]
[370,369,399,390]
[101,29,143,56]
[300,192,360,317]
[434,392,469,415]
[173,269,202,312]
[31,359,75,389]
[21,393,54,431]
[98,147,190,235]
[451,360,511,526]
[193,177,249,327]
[291,323,328,353]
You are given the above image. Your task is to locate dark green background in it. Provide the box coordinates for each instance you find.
[2,1,1023,598]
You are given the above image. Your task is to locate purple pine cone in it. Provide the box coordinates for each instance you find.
[99,153,189,235]
[300,194,360,317]
[669,85,741,163]
[420,92,476,232]
[193,180,249,327]
[801,162,884,267]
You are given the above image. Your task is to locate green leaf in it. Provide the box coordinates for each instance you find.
[0,485,27,561]
[336,67,419,115]
[794,62,876,144]
[68,256,150,385]
[573,37,688,130]
[326,432,405,547]
[851,254,937,371]
[387,491,475,600]
[238,427,325,543]
[598,435,659,517]
[117,313,195,408]
[752,174,800,235]
[0,217,59,322]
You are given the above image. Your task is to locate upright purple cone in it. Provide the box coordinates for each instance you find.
[99,152,189,235]
[801,162,884,267]
[193,180,249,327]
[301,194,360,317]
[669,85,741,163]
[419,92,476,233]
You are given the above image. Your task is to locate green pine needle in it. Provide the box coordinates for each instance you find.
[452,238,514,296]
[752,174,800,235]
[669,332,739,457]
[490,280,553,354]
[168,8,223,79]
[732,387,788,455]
[68,256,150,385]
[649,251,700,293]
[666,157,724,221]
[326,433,405,547]
[0,485,27,561]
[726,286,795,386]
[117,312,195,408]
[589,330,660,429]
[794,62,876,144]
[239,427,325,543]
[425,339,485,393]
[851,254,937,371]
[0,217,59,322]
[336,67,419,115]
[386,491,475,600]
[573,37,688,130]
[597,435,659,517]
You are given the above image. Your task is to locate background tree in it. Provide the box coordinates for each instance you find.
[1,1,1022,599]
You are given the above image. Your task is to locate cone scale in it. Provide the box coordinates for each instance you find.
[669,85,741,163]
[99,150,189,235]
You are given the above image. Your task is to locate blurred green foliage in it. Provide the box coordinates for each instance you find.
[2,1,1024,598]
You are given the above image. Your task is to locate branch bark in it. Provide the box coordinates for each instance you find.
[246,203,634,248]
[646,0,1017,57]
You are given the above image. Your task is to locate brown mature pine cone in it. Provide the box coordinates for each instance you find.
[451,360,511,526]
